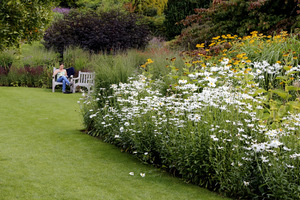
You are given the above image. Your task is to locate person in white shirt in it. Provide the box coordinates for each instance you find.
[53,63,71,93]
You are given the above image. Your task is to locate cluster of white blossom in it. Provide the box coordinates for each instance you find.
[81,60,300,173]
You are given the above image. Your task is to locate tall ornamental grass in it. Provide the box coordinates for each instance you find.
[81,32,300,199]
[92,43,184,94]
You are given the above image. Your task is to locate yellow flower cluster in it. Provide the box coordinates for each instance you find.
[140,58,154,68]
[193,30,298,71]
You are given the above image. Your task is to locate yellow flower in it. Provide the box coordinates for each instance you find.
[276,61,281,64]
[196,43,204,48]
[236,53,246,59]
[233,61,240,65]
[212,36,220,40]
[250,31,258,35]
[147,58,154,64]
[140,65,146,68]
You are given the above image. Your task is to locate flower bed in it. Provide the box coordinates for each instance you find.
[80,32,300,199]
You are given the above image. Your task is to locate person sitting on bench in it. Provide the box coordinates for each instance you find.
[53,63,72,93]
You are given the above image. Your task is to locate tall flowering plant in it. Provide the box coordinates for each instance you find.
[80,32,300,199]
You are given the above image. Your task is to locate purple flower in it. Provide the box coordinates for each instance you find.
[52,7,70,14]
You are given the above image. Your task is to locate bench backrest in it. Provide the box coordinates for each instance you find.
[78,71,95,84]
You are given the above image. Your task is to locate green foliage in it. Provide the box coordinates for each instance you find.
[63,46,92,72]
[163,0,211,40]
[173,0,300,49]
[142,15,166,37]
[92,48,182,95]
[75,0,127,10]
[0,0,59,50]
[128,0,168,16]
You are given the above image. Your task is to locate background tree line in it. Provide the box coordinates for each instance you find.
[1,0,299,52]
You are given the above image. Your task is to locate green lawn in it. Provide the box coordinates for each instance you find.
[0,87,230,200]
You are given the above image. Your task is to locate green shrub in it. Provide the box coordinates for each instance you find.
[143,15,166,37]
[5,65,50,87]
[163,0,210,40]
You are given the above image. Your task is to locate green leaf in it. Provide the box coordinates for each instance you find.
[287,71,299,76]
[286,86,300,91]
[287,101,300,110]
[272,89,291,99]
[275,76,288,80]
[278,105,287,118]
[253,88,267,96]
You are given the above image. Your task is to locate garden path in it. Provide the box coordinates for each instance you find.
[0,87,230,200]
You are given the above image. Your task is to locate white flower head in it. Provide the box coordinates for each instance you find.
[89,114,97,119]
[243,181,250,186]
[178,79,187,84]
[129,172,134,176]
[140,173,145,177]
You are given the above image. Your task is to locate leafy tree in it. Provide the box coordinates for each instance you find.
[163,0,211,40]
[43,9,150,55]
[0,0,59,50]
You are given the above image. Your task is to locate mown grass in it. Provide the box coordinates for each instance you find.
[0,87,229,200]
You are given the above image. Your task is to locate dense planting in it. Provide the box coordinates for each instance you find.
[81,32,300,199]
[171,0,300,50]
[43,9,150,55]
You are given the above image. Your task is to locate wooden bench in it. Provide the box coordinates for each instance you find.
[71,71,95,94]
[52,67,74,92]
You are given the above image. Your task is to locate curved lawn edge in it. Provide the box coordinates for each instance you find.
[0,87,230,200]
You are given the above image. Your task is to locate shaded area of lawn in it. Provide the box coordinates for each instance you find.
[0,87,230,200]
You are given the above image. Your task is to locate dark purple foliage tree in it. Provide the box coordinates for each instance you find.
[43,9,150,55]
